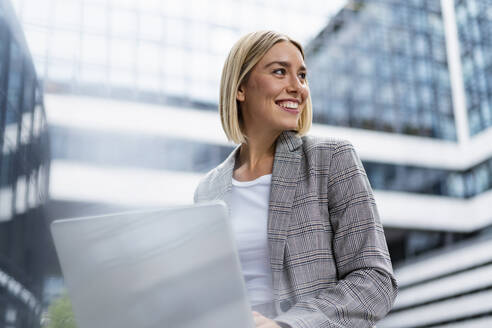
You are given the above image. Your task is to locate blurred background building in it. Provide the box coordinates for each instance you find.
[305,1,492,326]
[0,0,51,326]
[1,0,492,326]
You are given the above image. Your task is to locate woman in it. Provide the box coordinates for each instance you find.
[194,30,397,328]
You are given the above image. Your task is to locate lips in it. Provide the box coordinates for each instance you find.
[275,99,301,114]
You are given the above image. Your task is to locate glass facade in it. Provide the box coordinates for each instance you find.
[455,0,492,136]
[0,0,51,326]
[10,0,344,108]
[306,0,456,140]
[365,157,492,198]
[385,226,479,264]
[49,125,232,173]
[50,125,492,199]
[5,0,492,305]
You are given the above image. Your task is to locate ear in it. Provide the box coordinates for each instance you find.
[236,85,245,102]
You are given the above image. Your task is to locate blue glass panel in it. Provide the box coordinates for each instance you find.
[306,0,454,139]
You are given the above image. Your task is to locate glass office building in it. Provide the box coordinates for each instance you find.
[10,0,341,108]
[9,0,492,264]
[304,0,492,254]
[302,1,492,326]
[1,0,51,326]
[455,0,492,136]
[307,0,455,140]
[6,0,492,325]
[6,0,347,324]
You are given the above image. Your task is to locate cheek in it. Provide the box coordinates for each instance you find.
[256,77,282,96]
[302,84,310,98]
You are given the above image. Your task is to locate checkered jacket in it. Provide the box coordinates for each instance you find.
[194,130,398,328]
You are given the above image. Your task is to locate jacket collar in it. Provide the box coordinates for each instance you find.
[209,130,302,201]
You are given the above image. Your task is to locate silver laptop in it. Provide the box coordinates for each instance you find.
[50,201,255,328]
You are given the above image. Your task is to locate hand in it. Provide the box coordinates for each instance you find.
[252,311,282,328]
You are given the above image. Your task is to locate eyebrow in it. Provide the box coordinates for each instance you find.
[264,61,307,72]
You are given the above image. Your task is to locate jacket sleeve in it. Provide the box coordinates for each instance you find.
[275,140,398,328]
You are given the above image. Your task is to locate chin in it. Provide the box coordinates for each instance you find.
[284,120,300,131]
[273,117,300,133]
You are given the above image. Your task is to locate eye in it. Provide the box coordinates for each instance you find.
[273,68,286,75]
[298,71,307,80]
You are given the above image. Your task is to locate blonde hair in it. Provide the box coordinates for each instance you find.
[219,30,313,144]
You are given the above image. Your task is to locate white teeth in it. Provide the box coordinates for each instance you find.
[277,101,298,109]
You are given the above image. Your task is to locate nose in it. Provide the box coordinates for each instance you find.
[286,73,307,96]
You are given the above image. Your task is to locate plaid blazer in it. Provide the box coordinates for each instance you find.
[194,130,397,328]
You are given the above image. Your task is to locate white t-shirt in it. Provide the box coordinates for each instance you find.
[226,174,274,307]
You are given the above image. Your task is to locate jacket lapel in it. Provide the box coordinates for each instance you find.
[205,131,302,297]
[268,131,302,295]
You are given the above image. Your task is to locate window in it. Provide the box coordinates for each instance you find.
[28,170,38,209]
[15,175,27,215]
[7,41,23,110]
[164,18,185,46]
[20,112,32,145]
[23,0,51,24]
[80,63,107,85]
[22,69,35,114]
[161,46,185,77]
[47,59,75,82]
[82,34,107,65]
[83,3,107,33]
[137,42,160,73]
[110,9,138,38]
[50,30,79,61]
[24,26,48,59]
[139,13,163,41]
[54,0,81,29]
[137,73,160,93]
[109,68,134,89]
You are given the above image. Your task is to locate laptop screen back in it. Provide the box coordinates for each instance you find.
[51,202,254,328]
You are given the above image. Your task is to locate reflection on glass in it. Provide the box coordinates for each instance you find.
[137,73,160,93]
[83,3,108,33]
[110,69,134,88]
[24,26,48,58]
[48,59,76,82]
[15,175,27,214]
[8,41,22,109]
[306,0,455,139]
[3,123,19,151]
[54,0,81,28]
[110,39,134,68]
[139,13,162,41]
[110,9,137,38]
[80,63,107,85]
[82,34,107,65]
[455,0,492,136]
[20,112,32,145]
[28,170,38,209]
[137,42,160,73]
[23,0,50,24]
[51,30,79,60]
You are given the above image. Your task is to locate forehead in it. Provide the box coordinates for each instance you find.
[258,41,305,67]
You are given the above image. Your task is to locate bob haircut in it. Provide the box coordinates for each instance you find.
[219,30,313,144]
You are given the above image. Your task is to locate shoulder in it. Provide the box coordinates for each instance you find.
[298,135,363,176]
[300,135,356,158]
[193,168,219,203]
[194,146,238,203]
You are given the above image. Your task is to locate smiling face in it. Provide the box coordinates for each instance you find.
[236,41,310,138]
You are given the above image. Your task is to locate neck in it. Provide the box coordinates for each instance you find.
[234,130,281,180]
